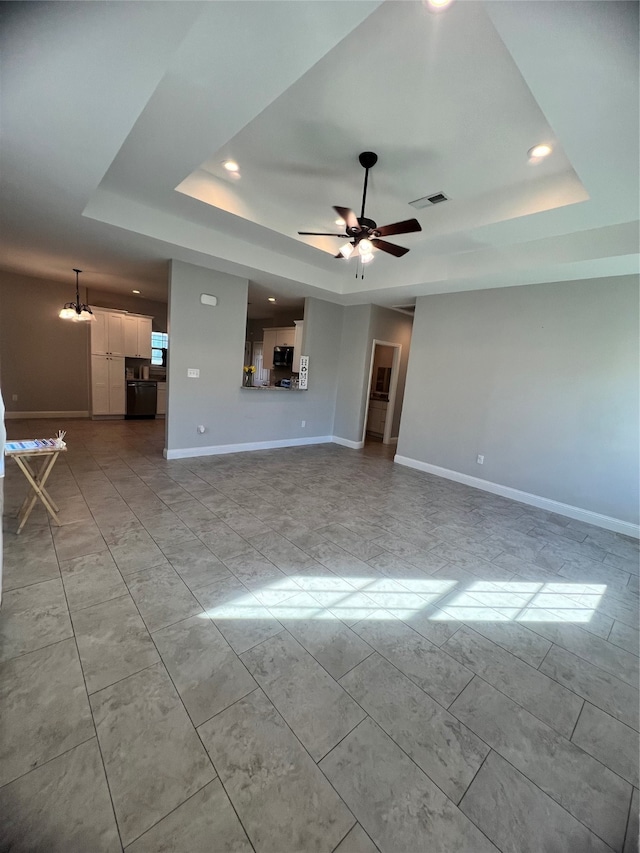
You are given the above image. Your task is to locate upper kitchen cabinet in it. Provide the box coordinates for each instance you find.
[92,309,152,358]
[123,315,152,359]
[275,328,295,347]
[91,309,125,356]
[262,328,277,367]
[262,325,301,369]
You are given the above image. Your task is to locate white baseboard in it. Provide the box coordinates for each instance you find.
[332,436,365,450]
[394,455,639,539]
[164,435,334,460]
[5,410,89,420]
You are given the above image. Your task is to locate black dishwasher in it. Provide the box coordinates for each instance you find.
[125,381,157,419]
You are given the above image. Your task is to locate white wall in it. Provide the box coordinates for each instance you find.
[397,275,640,526]
[166,260,342,455]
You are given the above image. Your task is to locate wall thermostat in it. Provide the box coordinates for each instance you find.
[200,294,218,306]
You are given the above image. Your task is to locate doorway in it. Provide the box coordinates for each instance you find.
[362,340,402,446]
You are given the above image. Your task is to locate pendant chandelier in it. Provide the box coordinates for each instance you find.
[59,268,96,322]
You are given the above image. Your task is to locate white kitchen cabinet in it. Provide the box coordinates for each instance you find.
[123,316,138,357]
[293,320,304,373]
[137,317,152,358]
[262,329,278,369]
[366,399,388,436]
[275,328,295,347]
[262,326,296,369]
[91,311,109,355]
[156,382,167,416]
[123,315,152,358]
[91,309,126,356]
[91,355,125,415]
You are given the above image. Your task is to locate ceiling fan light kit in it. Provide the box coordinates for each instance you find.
[298,151,422,272]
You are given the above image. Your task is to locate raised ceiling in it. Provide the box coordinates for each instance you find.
[0,1,637,306]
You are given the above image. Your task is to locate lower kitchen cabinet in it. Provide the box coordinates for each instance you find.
[91,355,125,415]
[366,399,388,436]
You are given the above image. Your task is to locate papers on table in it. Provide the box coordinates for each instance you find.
[5,438,59,454]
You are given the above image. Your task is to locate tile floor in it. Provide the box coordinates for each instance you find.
[1,418,638,853]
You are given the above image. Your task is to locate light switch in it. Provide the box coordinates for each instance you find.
[187,368,200,378]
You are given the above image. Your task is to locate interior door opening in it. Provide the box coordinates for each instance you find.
[362,340,402,447]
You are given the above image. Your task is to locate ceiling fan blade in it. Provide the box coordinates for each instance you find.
[298,232,348,237]
[374,218,422,238]
[371,238,409,258]
[333,206,360,232]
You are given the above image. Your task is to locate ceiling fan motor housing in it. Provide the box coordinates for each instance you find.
[358,151,378,170]
[357,217,377,233]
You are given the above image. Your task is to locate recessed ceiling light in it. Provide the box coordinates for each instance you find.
[425,0,453,10]
[132,289,141,294]
[268,297,276,303]
[223,159,239,172]
[528,143,552,160]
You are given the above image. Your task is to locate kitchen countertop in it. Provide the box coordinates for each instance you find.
[240,385,307,392]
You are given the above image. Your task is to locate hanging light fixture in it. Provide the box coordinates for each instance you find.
[339,242,355,259]
[59,269,96,322]
[358,238,375,264]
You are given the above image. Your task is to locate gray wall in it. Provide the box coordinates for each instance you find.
[333,305,372,443]
[369,305,413,438]
[397,275,640,524]
[302,295,342,429]
[333,304,414,443]
[0,271,90,412]
[88,289,168,332]
[166,260,341,453]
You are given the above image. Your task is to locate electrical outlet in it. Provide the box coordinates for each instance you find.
[12,394,18,401]
[301,420,306,428]
[477,454,484,465]
[187,368,200,378]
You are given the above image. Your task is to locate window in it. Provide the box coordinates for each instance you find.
[151,331,168,365]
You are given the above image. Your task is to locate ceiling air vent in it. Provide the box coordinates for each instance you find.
[409,191,449,210]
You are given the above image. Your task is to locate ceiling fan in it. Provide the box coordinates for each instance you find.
[298,151,422,262]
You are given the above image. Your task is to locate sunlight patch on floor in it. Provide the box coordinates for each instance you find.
[198,576,606,624]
